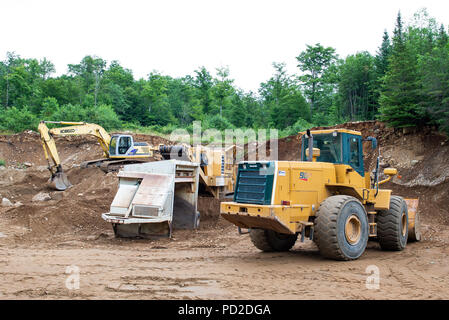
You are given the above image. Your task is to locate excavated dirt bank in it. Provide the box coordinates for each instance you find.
[0,123,449,299]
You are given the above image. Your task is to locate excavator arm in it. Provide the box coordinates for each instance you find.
[38,121,112,191]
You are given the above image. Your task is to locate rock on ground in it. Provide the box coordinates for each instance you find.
[1,198,13,207]
[32,192,52,202]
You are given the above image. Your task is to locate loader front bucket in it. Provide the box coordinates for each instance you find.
[51,171,72,191]
[405,198,421,242]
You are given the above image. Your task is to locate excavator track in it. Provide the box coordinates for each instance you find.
[81,158,153,173]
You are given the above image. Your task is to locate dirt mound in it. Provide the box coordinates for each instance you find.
[198,196,226,218]
[0,166,117,240]
[125,133,172,147]
[276,135,302,161]
[0,131,102,168]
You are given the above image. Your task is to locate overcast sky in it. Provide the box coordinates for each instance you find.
[1,0,449,92]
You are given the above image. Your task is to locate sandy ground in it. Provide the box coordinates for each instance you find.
[1,217,449,300]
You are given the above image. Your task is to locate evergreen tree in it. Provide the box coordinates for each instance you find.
[379,12,427,127]
[375,31,392,78]
[419,24,449,134]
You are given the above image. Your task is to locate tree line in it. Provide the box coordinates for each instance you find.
[0,9,448,136]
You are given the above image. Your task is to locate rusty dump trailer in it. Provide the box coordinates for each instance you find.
[102,159,201,238]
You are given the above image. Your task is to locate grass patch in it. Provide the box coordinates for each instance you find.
[0,131,15,135]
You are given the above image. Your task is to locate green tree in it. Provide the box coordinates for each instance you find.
[259,62,310,129]
[418,25,449,133]
[68,55,107,106]
[100,61,135,120]
[212,66,234,118]
[193,67,213,116]
[141,72,175,126]
[375,31,392,78]
[338,52,378,120]
[0,52,22,108]
[379,12,427,127]
[40,97,60,118]
[296,44,339,114]
[227,91,259,128]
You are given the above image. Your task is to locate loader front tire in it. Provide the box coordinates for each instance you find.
[250,229,297,252]
[315,195,369,261]
[377,196,408,251]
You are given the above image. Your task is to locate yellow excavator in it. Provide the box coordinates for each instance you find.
[38,121,154,191]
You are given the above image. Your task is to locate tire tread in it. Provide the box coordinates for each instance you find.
[377,196,408,251]
[315,195,363,261]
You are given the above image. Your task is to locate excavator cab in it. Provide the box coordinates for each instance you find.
[109,135,151,157]
[109,135,133,156]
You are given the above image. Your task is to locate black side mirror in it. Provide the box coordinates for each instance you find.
[306,129,311,138]
[305,129,313,162]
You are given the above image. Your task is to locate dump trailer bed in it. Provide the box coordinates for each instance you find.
[102,160,200,238]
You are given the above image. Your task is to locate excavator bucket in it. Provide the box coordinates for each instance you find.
[405,198,421,242]
[51,172,72,191]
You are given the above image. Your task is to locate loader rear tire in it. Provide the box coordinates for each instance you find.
[377,196,408,251]
[315,195,369,261]
[250,229,297,252]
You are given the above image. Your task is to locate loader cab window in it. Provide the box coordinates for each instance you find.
[349,137,360,168]
[302,133,342,164]
[346,134,364,176]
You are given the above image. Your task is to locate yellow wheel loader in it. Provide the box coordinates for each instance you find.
[38,121,154,191]
[220,128,421,261]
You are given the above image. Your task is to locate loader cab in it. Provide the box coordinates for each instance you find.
[301,130,364,176]
[109,135,134,156]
